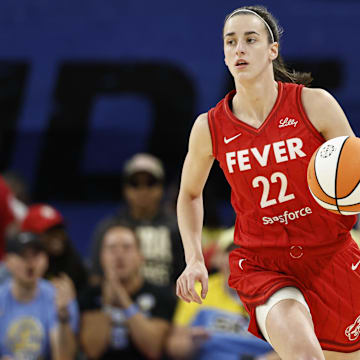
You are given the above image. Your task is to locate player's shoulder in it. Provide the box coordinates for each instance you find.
[194,112,209,125]
[301,87,352,138]
[301,87,341,123]
[301,87,337,109]
[190,112,210,136]
[187,112,214,159]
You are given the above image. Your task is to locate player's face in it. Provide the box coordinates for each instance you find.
[101,226,142,282]
[6,249,48,288]
[223,14,278,82]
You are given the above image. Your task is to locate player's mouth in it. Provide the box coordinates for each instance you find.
[235,59,249,69]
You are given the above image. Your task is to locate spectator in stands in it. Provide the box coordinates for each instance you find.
[166,228,280,360]
[90,153,185,288]
[0,232,78,359]
[0,175,27,261]
[0,175,28,284]
[21,204,88,293]
[79,223,176,359]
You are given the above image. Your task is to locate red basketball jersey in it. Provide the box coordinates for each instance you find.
[208,81,356,251]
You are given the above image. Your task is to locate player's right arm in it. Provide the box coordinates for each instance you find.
[176,112,214,304]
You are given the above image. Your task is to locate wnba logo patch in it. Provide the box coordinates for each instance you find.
[345,315,360,341]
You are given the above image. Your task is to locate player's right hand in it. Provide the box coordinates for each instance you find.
[176,260,208,304]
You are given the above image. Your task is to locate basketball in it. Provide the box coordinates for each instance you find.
[307,136,360,215]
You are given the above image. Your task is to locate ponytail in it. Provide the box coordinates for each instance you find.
[274,54,313,86]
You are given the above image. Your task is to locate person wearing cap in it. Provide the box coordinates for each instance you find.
[90,153,185,288]
[166,227,279,360]
[0,232,79,359]
[21,204,88,293]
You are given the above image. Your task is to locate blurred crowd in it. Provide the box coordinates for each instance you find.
[1,153,358,360]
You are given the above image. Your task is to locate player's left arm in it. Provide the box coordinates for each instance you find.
[301,87,356,140]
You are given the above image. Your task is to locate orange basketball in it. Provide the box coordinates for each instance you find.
[307,136,360,215]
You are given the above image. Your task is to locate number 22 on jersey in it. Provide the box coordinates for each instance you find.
[252,172,295,208]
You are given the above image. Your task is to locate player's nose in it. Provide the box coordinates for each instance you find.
[236,41,246,55]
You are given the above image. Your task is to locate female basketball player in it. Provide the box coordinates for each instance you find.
[176,5,360,360]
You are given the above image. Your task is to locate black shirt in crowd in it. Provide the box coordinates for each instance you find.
[79,280,177,360]
[90,208,185,287]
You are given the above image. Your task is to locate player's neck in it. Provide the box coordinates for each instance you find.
[11,279,38,302]
[232,77,278,127]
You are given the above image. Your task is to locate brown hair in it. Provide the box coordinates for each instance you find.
[101,221,141,250]
[224,5,313,86]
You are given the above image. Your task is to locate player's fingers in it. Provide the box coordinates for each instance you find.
[181,278,193,303]
[176,278,191,303]
[200,275,208,299]
[176,279,184,300]
[186,276,202,304]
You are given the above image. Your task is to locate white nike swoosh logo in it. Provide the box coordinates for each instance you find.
[224,133,242,144]
[352,260,360,271]
[239,258,246,270]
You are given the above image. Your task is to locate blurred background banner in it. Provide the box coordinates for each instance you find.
[0,0,359,255]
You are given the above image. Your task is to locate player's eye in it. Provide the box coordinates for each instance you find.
[226,39,236,46]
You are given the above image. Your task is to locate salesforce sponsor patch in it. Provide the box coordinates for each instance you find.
[263,207,312,225]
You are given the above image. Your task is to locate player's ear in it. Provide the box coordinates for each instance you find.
[269,42,279,61]
[224,57,228,66]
